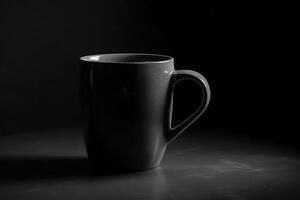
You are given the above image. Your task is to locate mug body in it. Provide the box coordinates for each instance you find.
[80,54,174,172]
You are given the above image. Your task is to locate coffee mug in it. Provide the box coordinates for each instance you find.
[80,53,210,172]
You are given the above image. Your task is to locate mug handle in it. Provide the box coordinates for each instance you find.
[166,70,211,143]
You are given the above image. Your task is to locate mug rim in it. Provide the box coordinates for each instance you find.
[80,53,174,64]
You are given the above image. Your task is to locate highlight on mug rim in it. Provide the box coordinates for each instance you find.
[80,53,174,64]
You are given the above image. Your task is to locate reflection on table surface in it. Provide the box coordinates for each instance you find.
[0,127,299,200]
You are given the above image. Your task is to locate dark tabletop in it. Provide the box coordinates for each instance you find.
[0,127,299,200]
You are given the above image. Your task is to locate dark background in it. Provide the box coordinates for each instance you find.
[0,1,296,142]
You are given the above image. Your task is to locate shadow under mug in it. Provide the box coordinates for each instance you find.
[80,53,210,172]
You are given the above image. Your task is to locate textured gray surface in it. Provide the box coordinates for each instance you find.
[0,128,299,200]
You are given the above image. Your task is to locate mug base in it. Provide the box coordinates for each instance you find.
[88,161,160,175]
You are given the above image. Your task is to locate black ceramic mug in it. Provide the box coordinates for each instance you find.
[80,53,210,172]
